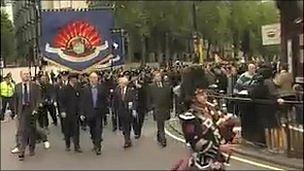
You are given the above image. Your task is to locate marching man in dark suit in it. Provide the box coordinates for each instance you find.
[148,71,173,147]
[80,72,107,155]
[114,73,138,148]
[106,76,120,132]
[54,71,69,135]
[14,70,42,161]
[60,73,82,153]
[129,74,146,139]
[38,73,57,129]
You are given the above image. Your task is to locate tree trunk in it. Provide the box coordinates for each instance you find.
[145,36,149,62]
[165,32,170,64]
[141,35,146,65]
[157,34,162,64]
[128,34,134,63]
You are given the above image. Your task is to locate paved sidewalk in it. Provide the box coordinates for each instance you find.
[166,119,303,170]
[234,141,303,170]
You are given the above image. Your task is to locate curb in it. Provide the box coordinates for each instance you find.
[165,120,303,170]
[232,148,303,170]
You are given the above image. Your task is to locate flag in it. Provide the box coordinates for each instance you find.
[110,31,125,66]
[40,9,114,71]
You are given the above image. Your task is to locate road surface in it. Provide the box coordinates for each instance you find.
[1,114,291,170]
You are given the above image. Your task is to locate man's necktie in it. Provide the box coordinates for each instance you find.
[121,87,125,101]
[92,87,97,108]
[24,83,29,104]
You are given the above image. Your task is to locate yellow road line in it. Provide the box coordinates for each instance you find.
[165,128,285,171]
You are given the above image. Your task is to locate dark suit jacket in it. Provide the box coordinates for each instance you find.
[113,85,137,120]
[137,81,148,113]
[14,82,42,116]
[148,82,173,121]
[14,82,42,133]
[40,83,56,104]
[60,83,81,121]
[80,84,108,121]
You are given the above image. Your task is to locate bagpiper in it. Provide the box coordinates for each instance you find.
[172,66,238,171]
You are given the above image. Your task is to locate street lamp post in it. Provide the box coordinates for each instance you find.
[35,0,39,73]
[192,2,198,32]
[192,2,202,64]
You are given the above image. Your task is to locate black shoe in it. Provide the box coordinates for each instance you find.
[52,122,57,126]
[112,127,117,132]
[159,138,167,147]
[74,148,83,153]
[123,142,132,149]
[157,134,161,143]
[18,155,24,161]
[96,147,102,155]
[161,141,167,147]
[65,147,71,152]
[11,115,15,120]
[134,134,140,139]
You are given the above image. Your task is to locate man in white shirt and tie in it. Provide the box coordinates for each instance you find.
[114,73,137,149]
[13,70,42,161]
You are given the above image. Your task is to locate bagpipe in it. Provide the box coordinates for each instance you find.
[172,90,239,171]
[204,100,240,144]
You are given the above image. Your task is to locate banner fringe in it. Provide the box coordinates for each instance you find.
[41,7,113,13]
[42,53,115,74]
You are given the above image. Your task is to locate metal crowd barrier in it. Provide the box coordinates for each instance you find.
[207,94,303,158]
[284,106,303,158]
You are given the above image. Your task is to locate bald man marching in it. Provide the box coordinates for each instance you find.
[80,72,108,155]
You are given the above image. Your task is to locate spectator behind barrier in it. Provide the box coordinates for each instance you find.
[234,63,256,93]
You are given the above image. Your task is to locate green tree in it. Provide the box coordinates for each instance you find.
[91,0,280,62]
[1,10,16,63]
[196,1,233,58]
[228,1,279,59]
[143,1,192,61]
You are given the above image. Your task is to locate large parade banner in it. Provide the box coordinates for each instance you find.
[40,9,115,71]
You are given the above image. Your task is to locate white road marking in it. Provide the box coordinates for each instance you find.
[165,128,285,171]
[228,155,284,171]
